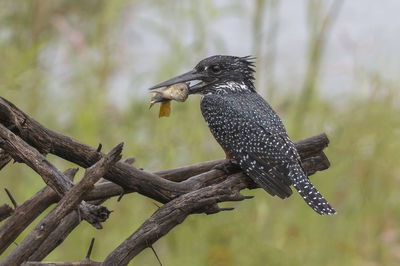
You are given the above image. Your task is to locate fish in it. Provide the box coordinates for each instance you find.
[149,83,189,117]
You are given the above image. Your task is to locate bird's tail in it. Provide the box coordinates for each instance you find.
[291,167,336,215]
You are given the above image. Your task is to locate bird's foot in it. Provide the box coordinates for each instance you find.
[212,159,241,175]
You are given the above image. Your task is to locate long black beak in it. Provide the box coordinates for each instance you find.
[149,69,205,94]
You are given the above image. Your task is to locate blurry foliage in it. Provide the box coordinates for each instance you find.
[1,0,400,265]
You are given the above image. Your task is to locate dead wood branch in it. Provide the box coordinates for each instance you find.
[0,123,111,229]
[29,198,107,261]
[0,204,13,222]
[28,210,81,261]
[0,97,330,205]
[0,161,226,256]
[0,150,11,171]
[0,143,123,265]
[104,173,250,265]
[0,168,78,254]
[0,97,333,264]
[22,262,101,266]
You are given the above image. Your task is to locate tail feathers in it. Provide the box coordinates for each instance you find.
[293,179,336,215]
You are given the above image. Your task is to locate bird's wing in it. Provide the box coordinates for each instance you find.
[237,133,296,198]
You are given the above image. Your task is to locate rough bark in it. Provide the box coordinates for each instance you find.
[0,204,13,222]
[104,173,250,265]
[0,97,334,265]
[0,97,330,205]
[0,168,78,254]
[0,124,110,229]
[22,262,101,266]
[28,199,106,262]
[0,150,11,170]
[0,144,123,265]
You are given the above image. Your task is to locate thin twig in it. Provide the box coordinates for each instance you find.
[86,238,95,260]
[96,143,102,153]
[150,245,163,266]
[4,188,18,208]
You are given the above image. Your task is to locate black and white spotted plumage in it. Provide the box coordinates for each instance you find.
[201,92,335,214]
[150,55,336,215]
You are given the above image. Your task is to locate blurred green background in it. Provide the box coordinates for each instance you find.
[1,0,400,265]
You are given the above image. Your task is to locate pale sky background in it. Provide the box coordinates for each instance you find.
[44,0,400,107]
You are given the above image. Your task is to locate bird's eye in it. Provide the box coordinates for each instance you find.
[210,65,221,74]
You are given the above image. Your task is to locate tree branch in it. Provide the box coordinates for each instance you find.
[0,97,330,205]
[104,173,250,265]
[0,168,78,254]
[0,161,232,255]
[0,143,123,265]
[0,97,333,264]
[0,150,11,171]
[0,204,13,222]
[22,262,100,266]
[0,123,111,229]
[28,199,107,261]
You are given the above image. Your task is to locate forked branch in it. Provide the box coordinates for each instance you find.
[0,97,333,265]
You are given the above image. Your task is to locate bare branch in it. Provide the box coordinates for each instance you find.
[0,204,13,222]
[28,209,80,261]
[155,159,226,182]
[0,97,331,205]
[28,199,106,261]
[104,173,250,265]
[0,97,333,264]
[0,150,11,170]
[22,262,101,266]
[0,123,111,228]
[0,168,78,254]
[1,143,123,265]
[0,123,78,196]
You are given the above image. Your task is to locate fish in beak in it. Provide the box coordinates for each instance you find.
[149,83,189,118]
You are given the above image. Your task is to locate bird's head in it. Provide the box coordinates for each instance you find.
[149,55,256,95]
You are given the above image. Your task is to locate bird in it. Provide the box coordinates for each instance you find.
[149,55,336,215]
